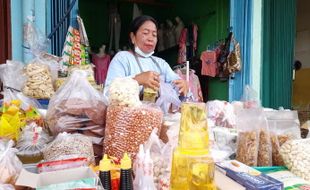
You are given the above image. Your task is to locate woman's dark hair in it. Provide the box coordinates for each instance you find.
[128,15,158,50]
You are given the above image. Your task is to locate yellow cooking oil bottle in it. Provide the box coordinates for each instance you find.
[170,102,216,190]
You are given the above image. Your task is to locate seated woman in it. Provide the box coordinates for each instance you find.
[104,15,187,97]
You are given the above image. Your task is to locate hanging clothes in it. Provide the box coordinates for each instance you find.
[108,3,121,52]
[177,24,198,64]
[175,69,204,102]
[200,50,218,77]
[177,28,187,64]
[92,54,111,85]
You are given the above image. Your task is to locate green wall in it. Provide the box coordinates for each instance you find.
[79,0,229,100]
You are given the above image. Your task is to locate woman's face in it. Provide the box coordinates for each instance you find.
[131,20,157,53]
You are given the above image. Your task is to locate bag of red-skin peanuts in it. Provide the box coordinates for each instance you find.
[103,103,163,160]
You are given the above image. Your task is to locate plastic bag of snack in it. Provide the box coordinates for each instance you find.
[16,122,51,163]
[257,112,272,167]
[155,79,181,114]
[265,110,301,166]
[241,85,260,109]
[107,77,141,107]
[235,108,261,166]
[46,70,106,159]
[0,60,42,110]
[42,132,95,164]
[0,140,23,184]
[280,138,310,181]
[22,59,55,99]
[103,103,163,160]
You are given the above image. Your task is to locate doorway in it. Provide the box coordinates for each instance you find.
[293,0,310,125]
[0,0,12,99]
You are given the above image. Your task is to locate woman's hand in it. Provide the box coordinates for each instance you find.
[173,79,188,96]
[133,71,160,91]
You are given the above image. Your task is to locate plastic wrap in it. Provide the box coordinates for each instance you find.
[235,108,260,166]
[0,60,42,110]
[155,80,181,114]
[0,140,23,184]
[103,104,163,160]
[257,113,272,167]
[16,122,51,162]
[46,70,106,158]
[108,77,141,107]
[37,157,88,173]
[22,60,55,99]
[265,110,301,166]
[0,184,14,190]
[241,85,260,109]
[207,100,236,128]
[42,133,95,164]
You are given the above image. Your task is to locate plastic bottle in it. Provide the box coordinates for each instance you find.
[141,149,157,190]
[119,153,133,190]
[133,144,145,189]
[99,154,111,190]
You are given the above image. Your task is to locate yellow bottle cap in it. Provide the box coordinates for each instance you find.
[99,154,111,172]
[120,153,132,170]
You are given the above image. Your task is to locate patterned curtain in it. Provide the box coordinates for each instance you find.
[229,0,253,101]
[261,0,296,109]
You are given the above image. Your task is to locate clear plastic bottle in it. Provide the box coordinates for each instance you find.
[141,149,157,190]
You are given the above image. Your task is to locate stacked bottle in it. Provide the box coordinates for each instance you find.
[99,154,112,190]
[170,102,216,190]
[119,153,134,190]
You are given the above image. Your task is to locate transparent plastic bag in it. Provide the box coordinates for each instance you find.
[207,100,236,128]
[42,132,95,164]
[0,140,23,184]
[103,104,163,160]
[156,80,181,114]
[46,70,106,158]
[37,157,88,173]
[265,110,301,166]
[280,138,310,181]
[0,184,15,190]
[16,122,51,160]
[0,60,42,110]
[143,129,169,189]
[235,108,261,166]
[23,14,50,57]
[108,77,141,107]
[257,112,272,167]
[241,85,260,109]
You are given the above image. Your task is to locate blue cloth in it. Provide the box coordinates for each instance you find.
[104,51,180,95]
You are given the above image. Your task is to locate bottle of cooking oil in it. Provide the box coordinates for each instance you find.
[170,102,216,190]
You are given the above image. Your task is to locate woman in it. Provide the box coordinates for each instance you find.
[104,15,188,97]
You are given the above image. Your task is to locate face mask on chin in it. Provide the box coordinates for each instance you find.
[134,46,154,58]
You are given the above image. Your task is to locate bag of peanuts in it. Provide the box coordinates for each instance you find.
[42,132,95,164]
[46,70,107,161]
[235,108,261,166]
[103,103,163,160]
[280,138,310,181]
[265,110,301,166]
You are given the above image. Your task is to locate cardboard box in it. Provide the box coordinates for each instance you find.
[215,169,246,190]
[16,166,101,189]
[216,160,284,190]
